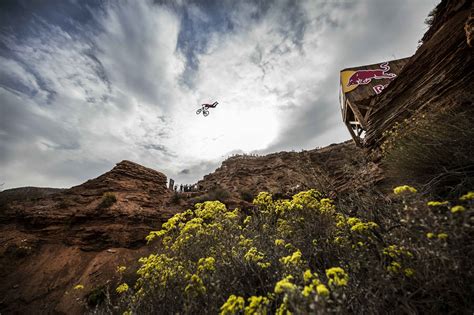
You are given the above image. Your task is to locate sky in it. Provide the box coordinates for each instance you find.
[0,0,439,190]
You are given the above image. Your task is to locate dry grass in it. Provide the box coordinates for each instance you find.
[381,106,474,198]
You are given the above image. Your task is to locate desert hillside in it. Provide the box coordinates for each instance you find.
[0,0,473,314]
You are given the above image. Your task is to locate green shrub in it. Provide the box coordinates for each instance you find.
[239,189,254,202]
[109,188,473,314]
[170,192,182,205]
[98,192,117,209]
[86,286,107,307]
[207,186,230,202]
[192,186,231,204]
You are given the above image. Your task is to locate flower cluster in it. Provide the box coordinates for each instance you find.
[393,185,417,195]
[116,283,129,294]
[326,267,349,287]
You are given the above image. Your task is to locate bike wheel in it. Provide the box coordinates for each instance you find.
[196,108,202,115]
[203,110,209,117]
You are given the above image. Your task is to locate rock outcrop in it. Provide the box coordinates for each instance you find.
[2,160,172,250]
[364,0,474,147]
[0,145,381,314]
[196,141,382,205]
[0,160,173,314]
[1,1,470,313]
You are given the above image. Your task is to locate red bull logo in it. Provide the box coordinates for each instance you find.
[373,84,389,95]
[347,62,396,87]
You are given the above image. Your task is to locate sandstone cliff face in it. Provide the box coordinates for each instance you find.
[1,1,470,313]
[2,160,172,250]
[364,0,474,147]
[0,160,173,314]
[196,141,381,205]
[0,144,380,314]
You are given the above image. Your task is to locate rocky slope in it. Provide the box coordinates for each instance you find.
[0,160,174,314]
[0,143,380,314]
[1,0,472,313]
[196,141,382,204]
[1,160,173,250]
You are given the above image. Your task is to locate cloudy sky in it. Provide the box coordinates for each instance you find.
[0,0,438,189]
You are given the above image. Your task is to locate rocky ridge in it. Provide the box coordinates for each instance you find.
[197,141,382,203]
[0,160,174,314]
[2,160,172,250]
[1,0,472,313]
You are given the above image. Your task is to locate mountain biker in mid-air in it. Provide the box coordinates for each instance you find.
[196,101,218,117]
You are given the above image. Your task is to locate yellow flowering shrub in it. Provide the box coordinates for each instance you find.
[116,266,126,273]
[112,188,472,314]
[326,267,349,287]
[184,274,206,296]
[450,205,465,213]
[387,261,402,273]
[303,269,314,283]
[253,192,274,211]
[244,247,265,264]
[316,284,330,297]
[383,245,413,259]
[220,295,245,315]
[274,275,296,294]
[197,257,215,273]
[275,239,285,246]
[350,221,379,233]
[403,268,415,277]
[279,250,302,266]
[393,185,417,195]
[459,192,474,201]
[116,283,129,294]
[244,296,270,315]
[437,233,448,240]
[427,201,449,207]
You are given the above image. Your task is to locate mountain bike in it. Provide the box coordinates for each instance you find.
[196,107,210,116]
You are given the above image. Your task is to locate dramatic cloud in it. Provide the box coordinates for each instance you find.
[0,0,439,189]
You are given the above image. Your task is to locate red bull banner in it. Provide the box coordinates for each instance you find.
[341,60,406,96]
[346,62,396,94]
[339,57,410,145]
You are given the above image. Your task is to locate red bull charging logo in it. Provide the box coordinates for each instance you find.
[346,62,396,87]
[341,62,399,95]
